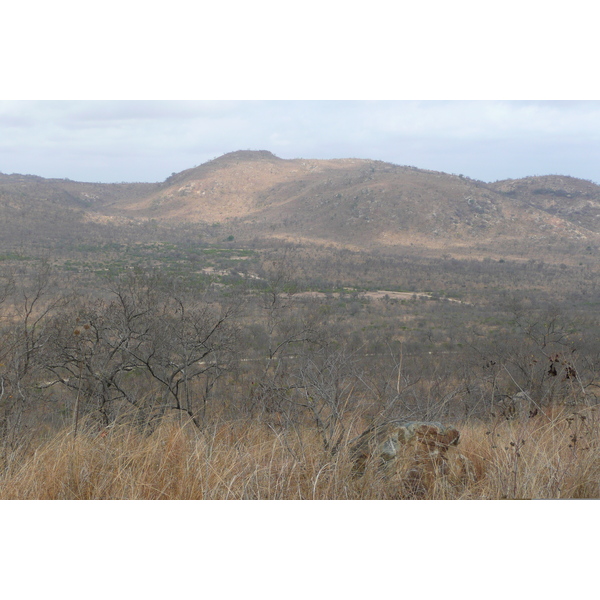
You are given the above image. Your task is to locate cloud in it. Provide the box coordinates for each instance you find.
[0,101,599,184]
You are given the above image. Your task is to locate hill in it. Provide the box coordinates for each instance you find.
[2,150,600,262]
[93,150,600,258]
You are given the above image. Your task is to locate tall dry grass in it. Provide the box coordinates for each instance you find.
[1,405,599,499]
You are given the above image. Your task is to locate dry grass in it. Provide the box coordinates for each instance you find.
[460,404,600,499]
[1,406,599,500]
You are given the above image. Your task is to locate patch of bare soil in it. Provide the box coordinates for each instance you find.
[295,290,465,303]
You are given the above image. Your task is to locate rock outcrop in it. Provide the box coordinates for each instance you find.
[349,420,474,496]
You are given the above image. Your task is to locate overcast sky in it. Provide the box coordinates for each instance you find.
[3,3,599,186]
[1,100,599,185]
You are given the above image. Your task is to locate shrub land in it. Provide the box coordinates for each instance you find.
[1,252,600,499]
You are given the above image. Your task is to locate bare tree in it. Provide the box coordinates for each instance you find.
[44,272,241,430]
[0,264,68,453]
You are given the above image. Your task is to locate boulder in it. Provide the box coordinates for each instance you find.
[349,420,472,495]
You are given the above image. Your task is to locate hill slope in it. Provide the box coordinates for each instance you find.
[94,151,600,255]
[2,151,600,259]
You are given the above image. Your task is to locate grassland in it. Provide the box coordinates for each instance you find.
[1,401,598,500]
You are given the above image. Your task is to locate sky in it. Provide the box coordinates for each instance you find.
[1,100,600,184]
[3,2,598,186]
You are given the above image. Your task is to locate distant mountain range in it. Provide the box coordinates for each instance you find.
[2,150,600,259]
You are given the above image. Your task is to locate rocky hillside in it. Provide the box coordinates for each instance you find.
[2,151,600,258]
[489,175,600,233]
[95,151,600,253]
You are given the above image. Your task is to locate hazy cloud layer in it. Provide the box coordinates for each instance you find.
[0,101,599,184]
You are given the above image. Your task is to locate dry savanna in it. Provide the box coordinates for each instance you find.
[2,151,600,499]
